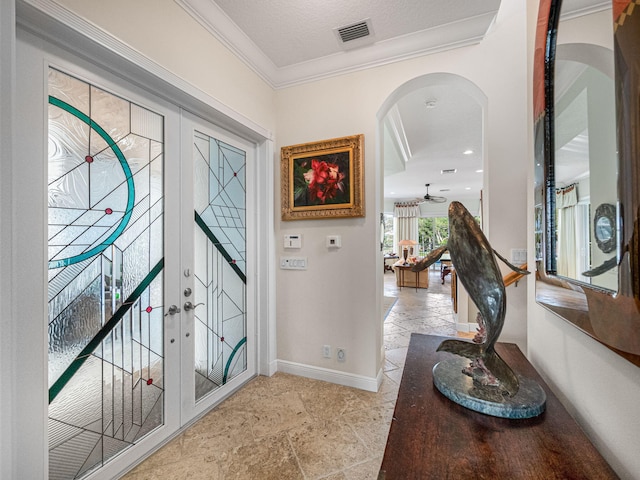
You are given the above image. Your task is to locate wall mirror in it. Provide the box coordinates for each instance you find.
[534,0,640,366]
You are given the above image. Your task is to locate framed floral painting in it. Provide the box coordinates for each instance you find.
[281,134,364,220]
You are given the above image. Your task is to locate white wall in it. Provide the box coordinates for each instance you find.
[275,0,531,387]
[0,2,15,478]
[56,0,277,131]
[4,0,638,478]
[527,305,640,478]
[5,1,277,478]
[527,3,640,478]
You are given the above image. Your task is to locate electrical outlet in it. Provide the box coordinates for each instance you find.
[337,348,346,362]
[511,248,527,264]
[322,344,331,358]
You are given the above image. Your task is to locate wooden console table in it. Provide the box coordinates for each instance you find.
[379,334,618,479]
[395,265,429,290]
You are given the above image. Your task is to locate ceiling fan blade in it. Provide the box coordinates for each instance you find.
[422,183,447,203]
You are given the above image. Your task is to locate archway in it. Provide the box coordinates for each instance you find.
[375,72,488,341]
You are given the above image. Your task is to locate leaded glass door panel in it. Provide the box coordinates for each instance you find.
[27,33,260,479]
[46,66,182,479]
[180,113,255,419]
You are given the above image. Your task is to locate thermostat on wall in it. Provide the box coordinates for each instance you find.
[284,234,302,249]
[326,235,341,248]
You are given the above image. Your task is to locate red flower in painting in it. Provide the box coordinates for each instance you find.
[304,159,346,204]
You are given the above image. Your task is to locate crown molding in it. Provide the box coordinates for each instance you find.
[560,1,610,21]
[385,105,412,164]
[175,0,279,88]
[178,0,498,89]
[17,0,272,142]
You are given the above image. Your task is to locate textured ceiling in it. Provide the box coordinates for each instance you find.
[177,0,610,211]
[213,0,502,68]
[178,0,501,88]
[177,0,501,210]
[383,82,484,205]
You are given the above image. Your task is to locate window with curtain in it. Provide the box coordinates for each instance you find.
[381,213,394,254]
[556,184,579,278]
[393,203,420,254]
[418,217,449,254]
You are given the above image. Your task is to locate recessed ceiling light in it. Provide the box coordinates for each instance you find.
[390,191,395,195]
[465,187,471,190]
[475,169,483,173]
[463,149,473,155]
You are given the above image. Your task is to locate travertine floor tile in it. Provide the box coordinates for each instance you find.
[222,432,301,479]
[122,270,459,479]
[384,346,408,369]
[288,420,370,479]
[247,389,312,438]
[180,404,255,462]
[343,457,383,480]
[344,403,395,453]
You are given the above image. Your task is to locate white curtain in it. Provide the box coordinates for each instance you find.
[394,203,419,254]
[556,185,578,278]
[575,203,590,283]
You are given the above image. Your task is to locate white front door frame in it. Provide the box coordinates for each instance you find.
[8,1,276,477]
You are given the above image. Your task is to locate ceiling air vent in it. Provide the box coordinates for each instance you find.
[441,168,457,175]
[334,19,375,50]
[337,21,370,43]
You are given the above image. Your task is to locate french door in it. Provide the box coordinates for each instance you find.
[179,112,256,420]
[41,54,255,479]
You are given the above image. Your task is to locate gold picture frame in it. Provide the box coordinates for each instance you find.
[281,134,365,220]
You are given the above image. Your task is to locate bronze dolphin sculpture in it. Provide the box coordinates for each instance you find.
[412,201,529,396]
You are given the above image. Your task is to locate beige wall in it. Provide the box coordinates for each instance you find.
[275,2,530,379]
[57,0,277,131]
[526,4,640,478]
[18,0,640,477]
[57,0,530,385]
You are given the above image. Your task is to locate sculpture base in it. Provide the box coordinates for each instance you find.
[433,357,546,419]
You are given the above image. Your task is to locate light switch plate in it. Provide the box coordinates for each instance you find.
[280,257,307,270]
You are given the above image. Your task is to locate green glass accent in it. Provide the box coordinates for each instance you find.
[194,210,246,284]
[48,95,136,269]
[223,337,247,384]
[49,258,164,404]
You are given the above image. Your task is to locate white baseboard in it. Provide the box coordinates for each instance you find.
[456,322,479,333]
[261,359,278,377]
[276,360,380,392]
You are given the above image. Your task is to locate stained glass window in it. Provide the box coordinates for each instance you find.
[47,68,164,479]
[193,131,247,400]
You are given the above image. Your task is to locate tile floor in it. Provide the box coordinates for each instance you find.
[122,269,460,480]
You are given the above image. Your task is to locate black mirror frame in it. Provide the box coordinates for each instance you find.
[534,0,640,367]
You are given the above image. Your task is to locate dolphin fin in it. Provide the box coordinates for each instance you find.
[492,249,530,276]
[437,340,520,396]
[582,256,617,277]
[483,348,519,396]
[412,245,448,272]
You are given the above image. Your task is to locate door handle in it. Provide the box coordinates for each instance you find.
[184,302,204,312]
[164,304,180,316]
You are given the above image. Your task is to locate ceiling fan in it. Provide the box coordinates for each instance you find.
[419,184,447,204]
